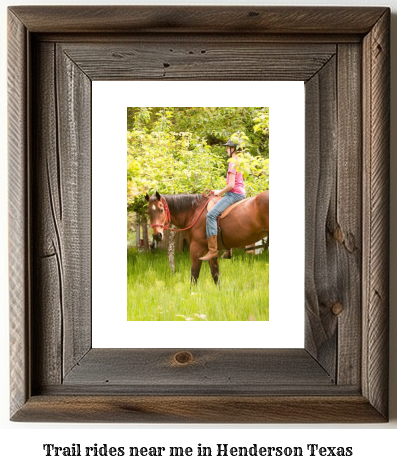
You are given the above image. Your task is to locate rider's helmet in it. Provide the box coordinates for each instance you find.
[222,132,245,152]
[223,138,240,147]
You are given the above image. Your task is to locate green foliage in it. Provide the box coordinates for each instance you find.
[127,107,270,214]
[229,130,249,150]
[127,130,225,213]
[127,248,269,321]
[227,128,269,195]
[253,107,270,137]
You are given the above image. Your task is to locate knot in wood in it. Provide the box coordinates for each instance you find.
[333,225,344,244]
[174,351,194,365]
[331,302,344,316]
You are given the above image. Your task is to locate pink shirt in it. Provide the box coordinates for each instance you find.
[227,161,245,195]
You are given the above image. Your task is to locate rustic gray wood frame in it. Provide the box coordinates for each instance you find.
[8,6,390,423]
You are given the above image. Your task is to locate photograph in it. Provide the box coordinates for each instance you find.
[127,107,270,321]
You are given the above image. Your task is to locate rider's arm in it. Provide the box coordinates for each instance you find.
[213,172,235,196]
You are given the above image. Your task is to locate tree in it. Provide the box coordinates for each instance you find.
[127,129,225,214]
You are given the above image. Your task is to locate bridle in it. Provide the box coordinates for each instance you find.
[150,197,172,231]
[150,190,214,233]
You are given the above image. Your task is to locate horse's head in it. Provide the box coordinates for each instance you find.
[145,191,170,242]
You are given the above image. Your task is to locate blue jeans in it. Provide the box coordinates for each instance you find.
[206,192,245,238]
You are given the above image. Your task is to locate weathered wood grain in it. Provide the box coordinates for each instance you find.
[304,56,338,378]
[34,33,363,45]
[336,44,362,386]
[59,43,335,82]
[56,45,91,377]
[31,41,92,386]
[62,349,333,389]
[8,10,29,419]
[362,9,390,419]
[12,396,386,424]
[32,42,63,387]
[9,6,387,34]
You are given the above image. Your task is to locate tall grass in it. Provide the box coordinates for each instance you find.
[127,248,269,321]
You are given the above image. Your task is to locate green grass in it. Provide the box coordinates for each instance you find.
[127,248,269,321]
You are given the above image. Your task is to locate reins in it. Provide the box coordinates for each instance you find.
[151,190,214,232]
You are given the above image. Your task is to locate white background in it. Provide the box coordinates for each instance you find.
[1,0,396,469]
[92,81,305,348]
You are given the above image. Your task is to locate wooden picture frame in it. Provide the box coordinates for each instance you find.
[8,6,390,423]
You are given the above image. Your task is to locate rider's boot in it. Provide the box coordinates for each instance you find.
[199,235,219,261]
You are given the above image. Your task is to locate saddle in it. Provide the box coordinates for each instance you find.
[206,196,253,250]
[206,196,252,217]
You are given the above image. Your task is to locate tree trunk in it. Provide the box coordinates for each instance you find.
[142,215,149,251]
[135,214,140,248]
[168,226,176,274]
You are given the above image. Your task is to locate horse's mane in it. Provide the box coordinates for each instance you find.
[163,194,204,214]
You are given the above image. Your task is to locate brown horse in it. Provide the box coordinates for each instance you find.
[145,191,269,284]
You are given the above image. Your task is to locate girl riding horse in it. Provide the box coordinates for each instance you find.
[199,136,246,261]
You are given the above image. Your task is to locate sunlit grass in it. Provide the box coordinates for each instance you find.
[127,248,269,321]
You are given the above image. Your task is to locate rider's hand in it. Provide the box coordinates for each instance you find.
[213,190,222,196]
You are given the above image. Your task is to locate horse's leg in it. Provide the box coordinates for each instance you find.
[190,242,204,285]
[221,249,232,259]
[209,258,220,285]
